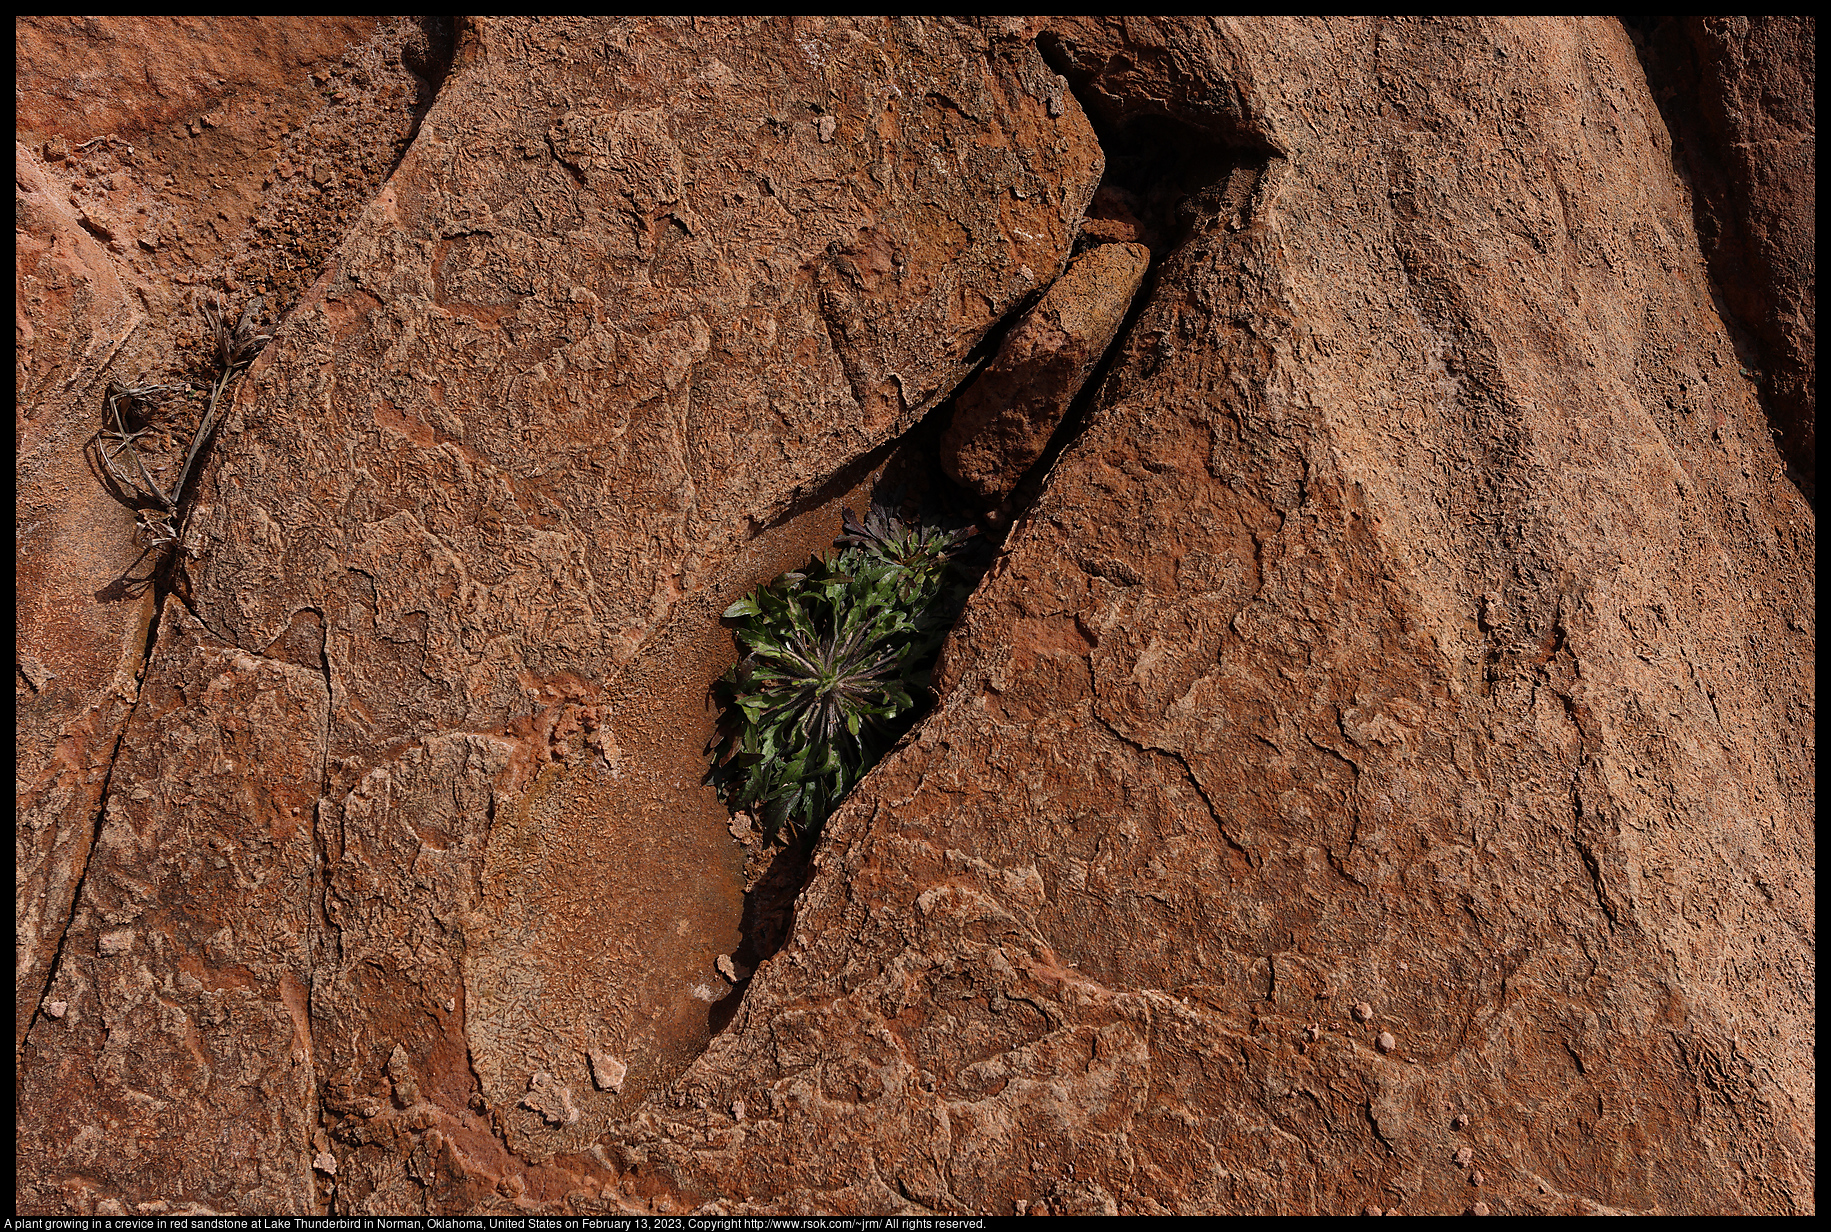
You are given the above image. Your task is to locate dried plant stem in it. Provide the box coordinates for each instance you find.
[94,293,269,554]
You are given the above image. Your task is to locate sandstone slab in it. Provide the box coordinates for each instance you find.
[18,15,1101,1214]
[15,16,447,1057]
[941,240,1151,504]
[16,600,327,1215]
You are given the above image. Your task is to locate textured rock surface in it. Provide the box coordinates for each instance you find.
[1630,17,1815,500]
[15,15,1814,1217]
[628,17,1814,1214]
[15,17,386,142]
[941,239,1151,503]
[17,600,327,1215]
[18,14,1101,1214]
[16,144,160,1052]
[16,15,451,1054]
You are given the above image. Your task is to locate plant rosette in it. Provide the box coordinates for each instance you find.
[708,508,974,843]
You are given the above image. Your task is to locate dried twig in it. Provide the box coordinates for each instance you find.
[94,293,269,556]
[96,377,199,512]
[197,291,271,371]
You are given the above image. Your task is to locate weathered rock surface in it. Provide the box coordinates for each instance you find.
[16,15,452,1054]
[625,17,1814,1214]
[15,15,1813,1217]
[15,17,387,143]
[18,14,1102,1214]
[17,600,327,1215]
[15,144,161,1052]
[1630,17,1815,500]
[941,239,1151,503]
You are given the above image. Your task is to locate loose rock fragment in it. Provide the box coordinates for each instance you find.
[44,1000,67,1019]
[1376,1030,1397,1053]
[386,1044,421,1106]
[940,240,1152,504]
[1354,1001,1374,1022]
[522,1071,580,1126]
[589,1051,627,1093]
[1456,1146,1475,1167]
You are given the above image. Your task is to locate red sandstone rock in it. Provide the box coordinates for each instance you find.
[15,144,161,1053]
[650,16,1813,1215]
[16,601,327,1213]
[14,17,385,143]
[941,240,1151,503]
[14,15,1814,1218]
[15,16,448,1059]
[17,15,1102,1213]
[1631,16,1815,498]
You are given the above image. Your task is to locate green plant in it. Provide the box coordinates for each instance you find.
[708,506,975,844]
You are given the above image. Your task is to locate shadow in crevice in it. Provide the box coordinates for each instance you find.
[702,373,998,1044]
[1621,16,1815,506]
[1074,112,1251,258]
[746,254,1073,550]
[397,17,458,162]
[1038,26,1282,257]
[991,36,1278,534]
[707,835,811,1035]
